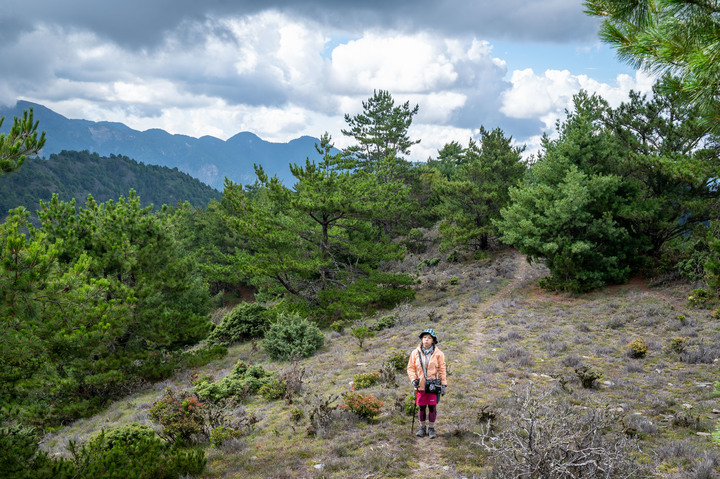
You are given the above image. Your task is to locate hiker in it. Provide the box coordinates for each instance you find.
[407,328,447,439]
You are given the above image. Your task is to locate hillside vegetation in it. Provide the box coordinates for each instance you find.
[37,242,720,478]
[0,150,221,221]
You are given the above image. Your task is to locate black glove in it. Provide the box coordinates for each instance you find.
[441,385,447,396]
[412,378,419,388]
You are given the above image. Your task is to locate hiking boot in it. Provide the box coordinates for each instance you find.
[428,427,437,439]
[415,425,426,437]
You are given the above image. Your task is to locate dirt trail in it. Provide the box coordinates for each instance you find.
[411,250,535,477]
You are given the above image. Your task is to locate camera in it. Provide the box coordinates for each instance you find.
[425,378,442,393]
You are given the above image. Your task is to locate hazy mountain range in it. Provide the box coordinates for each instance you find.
[0,101,324,190]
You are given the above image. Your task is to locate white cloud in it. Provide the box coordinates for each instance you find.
[328,33,459,93]
[500,68,655,128]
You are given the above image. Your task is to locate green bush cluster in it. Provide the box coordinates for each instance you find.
[350,326,375,348]
[403,394,417,416]
[207,302,272,346]
[259,378,287,401]
[352,372,380,389]
[0,423,206,479]
[62,429,206,479]
[575,365,602,389]
[194,361,274,403]
[262,315,325,360]
[0,424,55,478]
[86,424,157,451]
[385,350,409,372]
[627,338,648,359]
[417,257,441,272]
[373,315,396,331]
[687,288,711,308]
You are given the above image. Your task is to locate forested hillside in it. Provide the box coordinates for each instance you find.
[0,150,221,219]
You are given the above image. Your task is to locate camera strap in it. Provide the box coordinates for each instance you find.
[417,347,438,384]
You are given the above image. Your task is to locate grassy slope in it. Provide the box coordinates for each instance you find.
[41,244,720,478]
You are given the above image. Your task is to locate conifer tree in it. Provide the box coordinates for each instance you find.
[434,128,526,251]
[585,0,720,126]
[0,108,46,175]
[224,134,413,321]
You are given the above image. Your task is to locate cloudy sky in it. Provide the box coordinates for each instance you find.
[0,0,655,161]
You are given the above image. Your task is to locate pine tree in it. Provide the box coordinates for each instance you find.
[224,134,413,321]
[0,108,46,175]
[434,128,526,251]
[585,0,720,126]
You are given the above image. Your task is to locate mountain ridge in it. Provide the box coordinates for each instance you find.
[0,100,323,189]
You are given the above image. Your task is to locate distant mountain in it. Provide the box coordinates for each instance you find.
[0,150,222,221]
[0,101,323,189]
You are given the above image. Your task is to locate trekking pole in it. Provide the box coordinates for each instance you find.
[410,390,417,436]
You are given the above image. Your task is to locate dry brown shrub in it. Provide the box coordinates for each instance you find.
[475,386,649,478]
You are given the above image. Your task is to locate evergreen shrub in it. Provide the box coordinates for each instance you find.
[373,315,396,331]
[207,302,272,346]
[263,315,324,360]
[86,424,158,451]
[0,424,54,478]
[352,372,380,389]
[627,338,648,358]
[350,326,374,348]
[259,378,287,401]
[386,350,409,372]
[575,365,602,389]
[63,433,206,479]
[193,361,273,402]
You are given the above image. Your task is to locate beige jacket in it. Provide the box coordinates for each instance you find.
[407,345,447,391]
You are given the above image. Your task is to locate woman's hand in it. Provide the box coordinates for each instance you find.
[441,385,447,395]
[412,378,420,389]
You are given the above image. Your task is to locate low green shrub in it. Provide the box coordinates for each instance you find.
[417,257,441,272]
[627,338,648,359]
[330,320,346,333]
[449,276,459,285]
[63,433,206,479]
[86,424,158,451]
[687,288,710,308]
[341,391,382,420]
[263,314,325,361]
[668,337,687,354]
[207,302,272,346]
[352,372,380,389]
[373,315,396,331]
[386,350,408,372]
[350,326,374,348]
[193,361,274,402]
[446,251,460,263]
[208,426,242,448]
[259,378,287,401]
[403,394,417,416]
[575,365,602,389]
